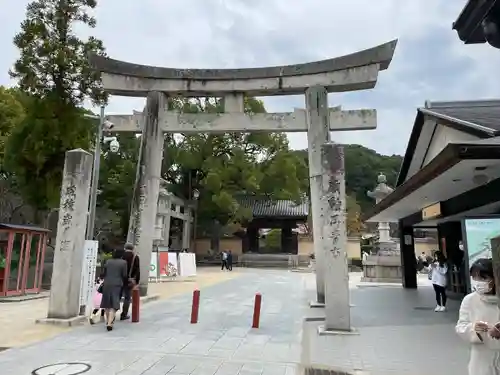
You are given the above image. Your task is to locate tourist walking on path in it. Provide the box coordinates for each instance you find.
[430,251,448,312]
[121,243,140,321]
[227,250,233,271]
[221,251,228,270]
[100,249,127,331]
[456,258,500,375]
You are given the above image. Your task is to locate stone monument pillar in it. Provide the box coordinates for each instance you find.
[306,85,331,306]
[362,173,402,283]
[320,142,351,332]
[47,149,93,319]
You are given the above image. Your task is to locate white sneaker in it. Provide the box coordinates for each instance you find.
[434,305,441,312]
[439,306,446,312]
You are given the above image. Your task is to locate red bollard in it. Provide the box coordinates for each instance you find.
[131,287,140,323]
[190,289,200,324]
[252,293,262,328]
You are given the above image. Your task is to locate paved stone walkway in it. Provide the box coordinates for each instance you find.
[0,269,306,375]
[0,269,470,374]
[0,267,240,348]
[303,273,469,375]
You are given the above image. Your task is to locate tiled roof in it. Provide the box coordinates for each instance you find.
[424,100,500,133]
[237,197,309,219]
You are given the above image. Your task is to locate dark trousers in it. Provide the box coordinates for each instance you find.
[227,260,232,271]
[221,260,228,270]
[433,284,447,306]
[121,286,131,317]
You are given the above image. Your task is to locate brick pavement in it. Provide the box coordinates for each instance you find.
[0,269,469,375]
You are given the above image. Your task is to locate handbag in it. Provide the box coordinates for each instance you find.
[128,253,137,288]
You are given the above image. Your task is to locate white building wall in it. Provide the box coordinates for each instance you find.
[422,124,479,166]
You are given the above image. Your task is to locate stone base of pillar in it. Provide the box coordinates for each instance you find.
[317,325,359,336]
[36,315,87,327]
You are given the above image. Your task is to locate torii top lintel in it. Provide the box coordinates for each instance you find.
[90,40,397,97]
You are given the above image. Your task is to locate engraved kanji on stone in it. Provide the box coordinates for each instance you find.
[65,184,77,199]
[60,239,71,252]
[62,213,72,228]
[63,197,75,211]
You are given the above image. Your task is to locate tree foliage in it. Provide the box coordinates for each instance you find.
[163,97,309,232]
[5,0,106,217]
[10,0,106,105]
[0,87,25,169]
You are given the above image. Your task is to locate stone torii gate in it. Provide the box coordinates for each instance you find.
[90,40,397,332]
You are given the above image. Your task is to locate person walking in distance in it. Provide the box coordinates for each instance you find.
[121,243,140,321]
[227,250,233,271]
[430,251,448,312]
[221,250,228,270]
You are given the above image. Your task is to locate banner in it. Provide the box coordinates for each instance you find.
[463,218,500,265]
[150,252,158,278]
[159,252,178,277]
[463,218,500,291]
[178,253,197,277]
[79,240,98,314]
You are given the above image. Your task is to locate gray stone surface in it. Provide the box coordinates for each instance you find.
[306,86,330,305]
[126,92,165,296]
[302,275,469,375]
[0,270,469,375]
[47,149,93,320]
[0,270,306,375]
[89,41,397,80]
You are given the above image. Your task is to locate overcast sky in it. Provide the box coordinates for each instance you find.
[1,0,500,156]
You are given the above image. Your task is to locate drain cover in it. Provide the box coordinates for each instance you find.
[32,363,91,375]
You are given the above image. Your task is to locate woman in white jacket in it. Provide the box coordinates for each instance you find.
[431,251,448,312]
[456,258,500,375]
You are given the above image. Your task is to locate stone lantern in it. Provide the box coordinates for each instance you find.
[362,173,402,283]
[367,173,394,246]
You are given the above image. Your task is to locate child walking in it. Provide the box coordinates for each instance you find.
[89,278,105,325]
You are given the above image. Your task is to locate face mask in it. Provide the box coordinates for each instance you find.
[473,280,492,294]
[459,244,464,251]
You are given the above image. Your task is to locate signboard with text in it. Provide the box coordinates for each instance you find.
[463,217,500,291]
[79,240,98,315]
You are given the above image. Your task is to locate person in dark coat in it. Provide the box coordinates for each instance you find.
[100,249,127,331]
[227,250,233,271]
[121,243,141,320]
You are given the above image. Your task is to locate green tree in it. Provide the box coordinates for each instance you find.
[97,133,140,238]
[0,87,25,168]
[0,87,26,223]
[162,97,309,249]
[5,0,106,221]
[346,194,364,236]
